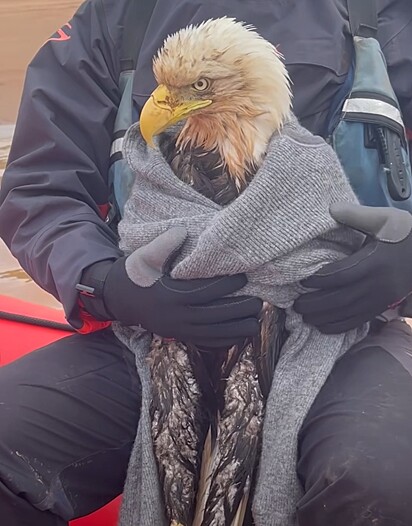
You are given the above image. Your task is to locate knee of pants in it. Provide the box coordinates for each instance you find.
[0,340,139,520]
[0,366,24,452]
[0,366,46,488]
[297,343,412,524]
[297,446,412,525]
[0,382,52,519]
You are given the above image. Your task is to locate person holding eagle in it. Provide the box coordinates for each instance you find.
[1,1,412,525]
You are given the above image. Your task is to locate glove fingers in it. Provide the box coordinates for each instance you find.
[316,312,374,334]
[294,286,365,316]
[126,227,188,286]
[188,296,263,324]
[300,295,385,329]
[330,202,385,236]
[330,202,412,241]
[161,274,248,304]
[302,242,378,290]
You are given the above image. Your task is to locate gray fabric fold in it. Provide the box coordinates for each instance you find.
[114,115,368,526]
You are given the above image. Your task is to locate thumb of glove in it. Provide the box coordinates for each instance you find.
[330,202,412,243]
[125,227,188,287]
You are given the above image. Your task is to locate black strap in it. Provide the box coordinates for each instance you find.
[120,0,158,72]
[347,0,378,38]
[0,310,75,332]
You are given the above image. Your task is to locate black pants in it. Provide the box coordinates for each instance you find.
[1,321,412,525]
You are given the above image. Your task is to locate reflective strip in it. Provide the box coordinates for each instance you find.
[110,137,124,158]
[342,98,404,127]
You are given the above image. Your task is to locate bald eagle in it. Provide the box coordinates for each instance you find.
[140,18,292,526]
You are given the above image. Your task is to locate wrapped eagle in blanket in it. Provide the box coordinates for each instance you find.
[113,18,368,526]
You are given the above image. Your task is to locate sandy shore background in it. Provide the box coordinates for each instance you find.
[0,0,80,125]
[0,0,81,307]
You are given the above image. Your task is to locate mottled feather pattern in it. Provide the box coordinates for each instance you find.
[145,16,292,522]
[201,341,264,526]
[149,336,207,525]
[162,136,254,206]
[148,135,288,526]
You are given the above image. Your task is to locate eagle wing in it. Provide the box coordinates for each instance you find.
[151,132,288,526]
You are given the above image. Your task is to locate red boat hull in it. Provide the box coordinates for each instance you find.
[0,295,121,526]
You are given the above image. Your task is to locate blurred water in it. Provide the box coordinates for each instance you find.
[0,125,13,173]
[0,239,61,309]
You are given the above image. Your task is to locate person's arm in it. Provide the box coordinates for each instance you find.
[381,2,412,131]
[0,0,124,328]
[0,0,262,343]
[294,204,412,333]
[294,3,412,333]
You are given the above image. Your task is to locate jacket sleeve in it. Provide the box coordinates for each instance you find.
[381,2,412,130]
[0,0,125,328]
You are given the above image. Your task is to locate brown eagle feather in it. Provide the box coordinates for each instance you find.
[147,135,288,526]
[142,16,292,526]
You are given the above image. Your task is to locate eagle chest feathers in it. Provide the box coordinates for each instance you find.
[140,17,292,526]
[162,136,254,205]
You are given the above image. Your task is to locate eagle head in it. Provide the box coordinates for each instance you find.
[140,17,292,183]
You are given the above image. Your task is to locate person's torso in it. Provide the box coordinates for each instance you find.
[132,0,352,136]
[127,0,406,136]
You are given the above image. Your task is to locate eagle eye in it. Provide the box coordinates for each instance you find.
[192,78,210,91]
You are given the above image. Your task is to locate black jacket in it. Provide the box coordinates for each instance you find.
[0,0,411,326]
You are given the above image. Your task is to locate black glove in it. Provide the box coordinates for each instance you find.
[78,228,262,347]
[294,203,412,334]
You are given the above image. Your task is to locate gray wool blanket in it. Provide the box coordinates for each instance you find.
[114,115,368,526]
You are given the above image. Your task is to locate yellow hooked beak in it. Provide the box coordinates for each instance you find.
[140,84,212,147]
